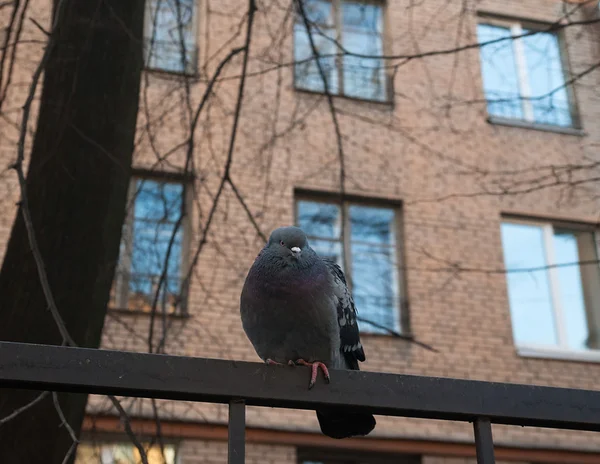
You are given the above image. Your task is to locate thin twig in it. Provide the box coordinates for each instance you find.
[108,395,149,464]
[0,0,26,113]
[182,0,257,289]
[303,15,600,62]
[150,398,166,460]
[147,208,186,353]
[227,178,268,242]
[0,391,49,426]
[60,441,78,464]
[29,17,50,36]
[0,1,16,10]
[147,46,247,354]
[215,16,600,85]
[12,0,75,346]
[295,0,348,275]
[52,392,79,443]
[356,317,438,352]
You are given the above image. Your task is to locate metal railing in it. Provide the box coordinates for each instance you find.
[295,63,390,103]
[485,90,574,127]
[2,341,600,464]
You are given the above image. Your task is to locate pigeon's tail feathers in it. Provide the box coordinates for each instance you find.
[316,409,376,439]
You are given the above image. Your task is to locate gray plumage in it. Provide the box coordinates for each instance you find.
[240,226,376,439]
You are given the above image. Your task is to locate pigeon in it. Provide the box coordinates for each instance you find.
[240,226,376,439]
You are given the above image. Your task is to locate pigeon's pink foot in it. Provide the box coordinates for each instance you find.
[266,358,284,366]
[293,359,330,389]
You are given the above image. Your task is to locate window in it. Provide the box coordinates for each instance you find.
[477,21,575,127]
[111,177,188,314]
[296,197,402,333]
[76,442,177,464]
[501,220,600,354]
[294,0,388,102]
[144,0,197,74]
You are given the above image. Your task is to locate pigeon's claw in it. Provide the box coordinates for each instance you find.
[266,358,284,366]
[293,359,330,389]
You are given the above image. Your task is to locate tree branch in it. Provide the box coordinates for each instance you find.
[0,391,49,426]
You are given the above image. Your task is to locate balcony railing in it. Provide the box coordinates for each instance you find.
[485,91,574,128]
[2,341,600,463]
[295,63,390,103]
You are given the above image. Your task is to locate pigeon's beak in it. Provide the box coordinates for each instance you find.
[291,246,301,259]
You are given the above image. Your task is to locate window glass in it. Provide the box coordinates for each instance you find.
[294,0,387,101]
[351,242,396,331]
[501,222,557,346]
[297,200,341,239]
[477,24,523,120]
[113,178,185,313]
[554,230,593,350]
[349,205,394,245]
[341,2,386,101]
[297,199,400,332]
[145,0,196,73]
[502,221,600,351]
[521,30,571,126]
[294,1,339,93]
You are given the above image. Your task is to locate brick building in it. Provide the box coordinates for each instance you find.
[2,0,600,463]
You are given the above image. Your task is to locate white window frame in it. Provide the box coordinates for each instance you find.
[509,23,536,122]
[479,19,576,127]
[112,176,191,315]
[293,0,390,103]
[503,218,600,362]
[295,196,404,334]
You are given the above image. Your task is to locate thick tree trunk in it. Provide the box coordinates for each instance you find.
[0,1,145,462]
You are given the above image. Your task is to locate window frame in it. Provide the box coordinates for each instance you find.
[143,0,200,76]
[295,191,407,334]
[292,0,392,104]
[111,173,192,316]
[477,16,580,130]
[501,216,600,361]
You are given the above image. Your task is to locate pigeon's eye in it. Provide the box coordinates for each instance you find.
[280,240,285,246]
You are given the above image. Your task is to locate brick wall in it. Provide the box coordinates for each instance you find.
[3,0,600,460]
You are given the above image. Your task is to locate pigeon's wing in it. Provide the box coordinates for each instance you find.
[323,259,365,370]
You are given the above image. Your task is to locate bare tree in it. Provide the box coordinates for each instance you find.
[1,0,600,463]
[0,1,146,462]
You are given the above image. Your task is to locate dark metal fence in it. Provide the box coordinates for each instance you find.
[2,341,600,464]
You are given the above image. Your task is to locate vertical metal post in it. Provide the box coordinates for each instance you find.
[474,417,495,464]
[228,399,246,464]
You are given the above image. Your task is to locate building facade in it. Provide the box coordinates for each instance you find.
[2,0,600,463]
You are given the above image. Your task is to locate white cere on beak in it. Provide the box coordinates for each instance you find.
[291,246,301,253]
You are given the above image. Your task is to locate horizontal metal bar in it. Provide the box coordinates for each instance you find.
[1,342,600,431]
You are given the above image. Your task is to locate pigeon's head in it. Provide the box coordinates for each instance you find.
[266,226,312,264]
